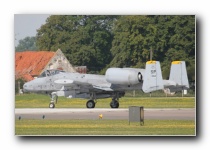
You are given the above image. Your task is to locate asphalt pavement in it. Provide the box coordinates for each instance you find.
[15,108,195,120]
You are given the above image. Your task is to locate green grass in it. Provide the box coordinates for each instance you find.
[15,119,195,136]
[125,90,195,97]
[15,94,195,108]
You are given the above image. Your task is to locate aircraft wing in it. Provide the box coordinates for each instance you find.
[54,79,113,91]
[92,83,113,91]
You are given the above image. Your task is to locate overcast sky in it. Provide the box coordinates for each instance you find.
[14,14,50,46]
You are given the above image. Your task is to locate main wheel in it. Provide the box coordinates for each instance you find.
[86,100,95,108]
[49,102,55,108]
[110,101,119,108]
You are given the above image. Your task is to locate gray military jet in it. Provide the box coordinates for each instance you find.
[23,61,189,108]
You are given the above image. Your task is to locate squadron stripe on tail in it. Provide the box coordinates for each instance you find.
[172,61,181,64]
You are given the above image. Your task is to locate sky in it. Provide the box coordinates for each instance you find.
[14,14,50,46]
[0,0,209,149]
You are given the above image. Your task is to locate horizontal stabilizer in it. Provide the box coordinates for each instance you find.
[142,61,163,93]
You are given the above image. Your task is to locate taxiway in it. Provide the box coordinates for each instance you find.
[15,108,195,120]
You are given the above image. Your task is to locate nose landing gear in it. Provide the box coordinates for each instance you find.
[49,93,58,108]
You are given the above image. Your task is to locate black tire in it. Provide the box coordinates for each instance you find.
[86,100,95,108]
[49,102,55,108]
[110,101,119,108]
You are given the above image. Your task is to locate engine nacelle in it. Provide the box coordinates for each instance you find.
[105,68,143,85]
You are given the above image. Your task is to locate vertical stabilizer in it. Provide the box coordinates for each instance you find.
[142,61,163,93]
[169,61,189,88]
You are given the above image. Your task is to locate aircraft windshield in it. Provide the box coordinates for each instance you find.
[38,70,65,78]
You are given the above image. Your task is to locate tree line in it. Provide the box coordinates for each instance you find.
[15,15,195,81]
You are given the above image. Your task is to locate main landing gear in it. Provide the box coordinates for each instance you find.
[110,97,119,108]
[86,93,97,108]
[86,93,120,108]
[110,93,120,108]
[86,100,96,108]
[86,98,119,108]
[49,93,58,108]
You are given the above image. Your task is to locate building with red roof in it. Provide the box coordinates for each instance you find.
[15,49,77,81]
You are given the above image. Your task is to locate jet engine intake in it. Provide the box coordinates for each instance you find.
[105,68,142,85]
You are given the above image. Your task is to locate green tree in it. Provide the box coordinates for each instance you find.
[36,15,118,73]
[15,36,38,52]
[151,15,195,79]
[109,15,157,68]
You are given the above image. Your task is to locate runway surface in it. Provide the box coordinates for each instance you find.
[15,108,195,120]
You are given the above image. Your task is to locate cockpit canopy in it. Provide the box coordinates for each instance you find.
[38,69,65,78]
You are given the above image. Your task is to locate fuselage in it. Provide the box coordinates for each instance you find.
[23,71,142,93]
[23,69,177,95]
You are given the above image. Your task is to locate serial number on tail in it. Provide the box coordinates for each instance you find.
[151,70,156,77]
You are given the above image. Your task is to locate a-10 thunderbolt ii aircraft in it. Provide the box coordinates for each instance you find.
[23,60,189,108]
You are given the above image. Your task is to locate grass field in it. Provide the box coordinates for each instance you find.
[15,119,195,136]
[15,94,195,108]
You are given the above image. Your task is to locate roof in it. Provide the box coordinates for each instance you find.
[15,51,55,81]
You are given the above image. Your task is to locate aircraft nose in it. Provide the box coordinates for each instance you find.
[23,82,30,92]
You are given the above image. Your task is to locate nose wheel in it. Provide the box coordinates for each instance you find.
[49,102,55,108]
[49,93,58,108]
